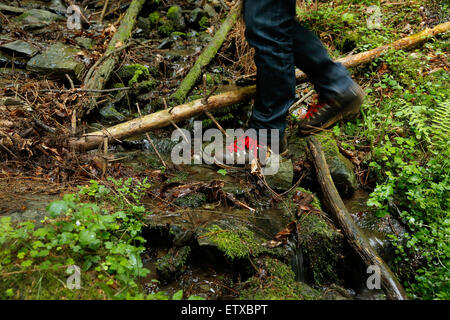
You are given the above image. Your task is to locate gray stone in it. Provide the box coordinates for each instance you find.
[14,9,64,30]
[74,37,94,50]
[1,40,39,58]
[27,43,86,80]
[99,103,126,123]
[264,156,294,191]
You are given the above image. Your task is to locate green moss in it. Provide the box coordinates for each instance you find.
[113,82,125,89]
[167,5,182,20]
[238,257,322,300]
[202,224,267,260]
[148,11,160,25]
[136,78,157,92]
[171,31,187,37]
[158,23,175,36]
[117,64,150,85]
[297,213,344,284]
[198,16,210,30]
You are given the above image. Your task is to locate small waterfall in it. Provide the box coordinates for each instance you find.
[286,236,306,282]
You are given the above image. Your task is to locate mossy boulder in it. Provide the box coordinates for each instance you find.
[74,37,94,50]
[196,219,271,261]
[316,131,357,197]
[238,257,323,300]
[14,9,64,30]
[0,40,39,58]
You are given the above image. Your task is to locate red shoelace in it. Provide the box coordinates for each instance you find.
[226,135,264,156]
[304,102,326,119]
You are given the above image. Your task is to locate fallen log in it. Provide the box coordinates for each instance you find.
[0,4,27,14]
[82,0,146,115]
[70,21,449,150]
[169,1,243,105]
[307,136,407,300]
[69,85,256,150]
[295,20,450,80]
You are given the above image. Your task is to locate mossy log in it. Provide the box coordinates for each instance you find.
[295,21,450,80]
[70,21,449,151]
[82,0,146,115]
[169,1,243,105]
[307,136,407,300]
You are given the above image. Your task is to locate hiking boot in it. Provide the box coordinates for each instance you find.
[298,82,365,135]
[213,130,288,168]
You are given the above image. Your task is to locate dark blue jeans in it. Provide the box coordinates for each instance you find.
[244,0,354,137]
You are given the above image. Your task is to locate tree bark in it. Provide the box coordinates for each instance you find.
[307,136,408,300]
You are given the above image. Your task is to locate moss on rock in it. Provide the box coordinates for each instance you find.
[238,257,323,300]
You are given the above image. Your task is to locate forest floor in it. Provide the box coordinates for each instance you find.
[0,0,448,300]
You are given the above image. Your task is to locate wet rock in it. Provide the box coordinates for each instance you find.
[0,51,28,69]
[74,37,94,50]
[27,43,86,80]
[1,40,39,58]
[316,131,358,197]
[14,9,64,30]
[136,16,151,37]
[48,0,67,16]
[155,246,191,283]
[174,192,206,208]
[99,103,126,124]
[264,156,294,191]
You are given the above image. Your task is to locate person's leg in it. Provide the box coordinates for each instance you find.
[244,0,297,139]
[292,21,355,101]
[291,21,365,135]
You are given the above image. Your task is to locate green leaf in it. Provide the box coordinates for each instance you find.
[21,260,33,267]
[46,200,70,217]
[217,169,227,176]
[79,229,100,248]
[187,295,206,300]
[172,290,183,300]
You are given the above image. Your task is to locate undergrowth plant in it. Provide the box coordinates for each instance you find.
[0,178,202,300]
